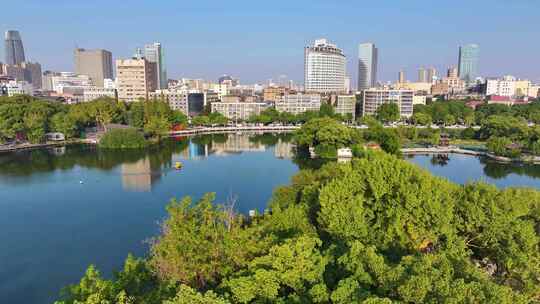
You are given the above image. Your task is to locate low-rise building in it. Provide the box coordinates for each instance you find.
[362,89,414,118]
[412,95,427,105]
[221,95,241,103]
[334,95,356,120]
[485,76,517,97]
[83,87,116,102]
[263,86,289,102]
[150,89,188,115]
[211,101,270,121]
[51,72,94,94]
[275,93,321,115]
[396,82,432,94]
[0,80,33,96]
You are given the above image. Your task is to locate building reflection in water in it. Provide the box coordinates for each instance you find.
[274,138,294,159]
[121,157,161,192]
[211,133,265,155]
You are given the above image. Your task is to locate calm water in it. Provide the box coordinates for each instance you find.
[0,133,299,304]
[2,137,540,304]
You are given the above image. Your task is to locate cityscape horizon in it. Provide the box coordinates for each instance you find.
[1,0,538,84]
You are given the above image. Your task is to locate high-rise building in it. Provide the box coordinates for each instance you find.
[144,43,167,89]
[398,70,406,84]
[20,62,42,89]
[357,43,378,90]
[304,39,347,93]
[74,48,113,87]
[426,67,437,83]
[418,67,428,83]
[458,44,480,82]
[4,30,25,65]
[116,56,157,102]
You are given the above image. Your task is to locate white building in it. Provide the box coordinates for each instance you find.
[412,95,427,105]
[2,80,33,96]
[485,76,517,97]
[211,101,270,121]
[150,89,189,115]
[357,43,378,90]
[304,39,347,93]
[362,89,414,118]
[275,93,321,115]
[83,87,116,102]
[51,72,94,94]
[335,95,356,120]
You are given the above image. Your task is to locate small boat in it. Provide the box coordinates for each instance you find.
[174,162,183,170]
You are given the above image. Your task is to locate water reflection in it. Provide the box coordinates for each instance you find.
[0,133,298,192]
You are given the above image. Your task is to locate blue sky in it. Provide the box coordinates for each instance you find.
[2,0,539,86]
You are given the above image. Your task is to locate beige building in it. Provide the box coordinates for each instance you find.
[334,95,356,120]
[116,58,157,102]
[431,82,449,96]
[74,48,113,87]
[396,82,432,94]
[263,86,289,102]
[413,95,427,105]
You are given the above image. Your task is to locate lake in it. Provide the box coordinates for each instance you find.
[2,134,540,304]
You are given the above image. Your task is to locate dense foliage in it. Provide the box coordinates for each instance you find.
[375,103,400,123]
[0,96,186,144]
[99,128,148,149]
[56,150,540,303]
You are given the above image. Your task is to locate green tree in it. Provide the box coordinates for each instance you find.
[375,103,400,123]
[411,112,432,126]
[51,112,78,139]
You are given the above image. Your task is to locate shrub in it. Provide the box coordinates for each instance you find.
[99,128,148,149]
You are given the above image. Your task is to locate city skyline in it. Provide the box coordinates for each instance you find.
[0,0,539,85]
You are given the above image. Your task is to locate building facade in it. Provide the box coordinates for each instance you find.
[458,44,480,82]
[74,48,113,87]
[211,101,269,121]
[51,72,94,94]
[116,57,157,102]
[144,42,167,89]
[20,62,42,89]
[304,39,347,93]
[4,30,25,65]
[275,93,321,115]
[485,76,517,97]
[362,89,414,118]
[150,89,188,115]
[357,43,378,90]
[83,87,116,102]
[335,95,356,120]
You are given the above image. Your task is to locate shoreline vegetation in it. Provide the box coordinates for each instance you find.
[55,142,540,303]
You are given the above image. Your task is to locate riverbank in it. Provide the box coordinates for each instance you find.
[402,146,540,164]
[0,139,95,154]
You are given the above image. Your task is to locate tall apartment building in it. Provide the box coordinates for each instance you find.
[418,67,428,83]
[144,43,167,89]
[116,57,157,102]
[304,39,347,93]
[275,93,321,115]
[362,89,414,118]
[398,70,406,84]
[458,44,480,82]
[4,30,25,65]
[357,43,378,90]
[74,48,113,87]
[426,67,437,83]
